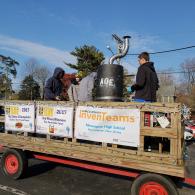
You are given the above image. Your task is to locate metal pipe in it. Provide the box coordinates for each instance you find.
[109,35,131,64]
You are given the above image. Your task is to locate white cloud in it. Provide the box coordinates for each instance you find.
[0,34,76,70]
[97,31,161,73]
[100,32,159,74]
[0,33,158,86]
[130,32,159,52]
[99,31,160,54]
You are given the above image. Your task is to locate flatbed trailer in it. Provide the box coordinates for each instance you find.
[0,100,194,195]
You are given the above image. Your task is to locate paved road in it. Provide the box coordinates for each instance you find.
[0,144,195,195]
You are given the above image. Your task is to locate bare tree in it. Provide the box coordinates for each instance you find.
[157,71,176,102]
[181,58,195,94]
[34,66,50,99]
[25,58,50,99]
[25,58,38,76]
[158,73,174,86]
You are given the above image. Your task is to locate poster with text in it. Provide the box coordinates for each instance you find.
[36,103,74,137]
[5,102,35,132]
[75,106,140,147]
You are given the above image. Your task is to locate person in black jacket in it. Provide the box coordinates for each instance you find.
[128,52,159,102]
[44,67,65,100]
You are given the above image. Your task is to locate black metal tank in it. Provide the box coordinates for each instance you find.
[95,64,123,101]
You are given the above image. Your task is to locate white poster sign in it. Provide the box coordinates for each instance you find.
[36,103,74,137]
[75,106,140,147]
[5,102,35,132]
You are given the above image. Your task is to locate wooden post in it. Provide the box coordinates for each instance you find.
[177,112,184,165]
[102,142,107,148]
[138,135,145,154]
[46,134,51,140]
[112,144,117,148]
[64,137,68,143]
[170,138,177,156]
[159,142,163,154]
[24,132,28,137]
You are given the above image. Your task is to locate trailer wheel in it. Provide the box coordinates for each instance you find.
[1,148,28,179]
[131,173,178,195]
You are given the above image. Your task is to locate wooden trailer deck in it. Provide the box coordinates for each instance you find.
[0,101,185,178]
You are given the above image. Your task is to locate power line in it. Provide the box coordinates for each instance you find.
[157,71,195,75]
[125,70,195,77]
[127,45,195,56]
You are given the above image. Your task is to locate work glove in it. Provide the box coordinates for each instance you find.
[55,96,61,101]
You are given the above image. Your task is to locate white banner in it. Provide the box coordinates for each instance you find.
[36,103,74,137]
[5,102,35,132]
[75,106,140,147]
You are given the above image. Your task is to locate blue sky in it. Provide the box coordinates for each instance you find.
[0,0,195,87]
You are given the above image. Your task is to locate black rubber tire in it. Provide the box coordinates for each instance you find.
[1,148,28,179]
[131,173,178,195]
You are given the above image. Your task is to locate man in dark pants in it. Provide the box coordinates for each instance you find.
[44,67,65,100]
[128,52,159,102]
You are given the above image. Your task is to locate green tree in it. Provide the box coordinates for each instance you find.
[18,75,41,100]
[0,55,19,99]
[64,45,105,78]
[0,55,19,77]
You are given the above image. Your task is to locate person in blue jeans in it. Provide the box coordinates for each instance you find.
[127,52,159,102]
[127,52,160,152]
